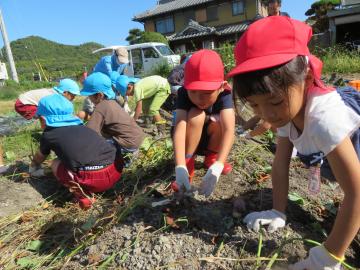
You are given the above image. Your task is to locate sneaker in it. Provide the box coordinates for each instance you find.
[204,152,232,175]
[78,197,96,210]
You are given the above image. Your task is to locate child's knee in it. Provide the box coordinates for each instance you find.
[187,108,206,126]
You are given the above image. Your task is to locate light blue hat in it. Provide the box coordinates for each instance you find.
[115,75,140,97]
[53,78,80,95]
[36,94,83,127]
[81,72,115,99]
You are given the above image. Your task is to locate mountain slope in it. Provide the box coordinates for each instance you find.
[1,36,106,81]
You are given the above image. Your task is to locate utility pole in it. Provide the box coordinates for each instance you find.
[0,7,19,83]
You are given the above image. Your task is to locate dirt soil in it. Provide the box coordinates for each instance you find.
[0,132,359,269]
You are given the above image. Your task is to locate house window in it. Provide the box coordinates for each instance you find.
[155,16,174,34]
[206,6,218,21]
[232,1,245,16]
[183,10,195,24]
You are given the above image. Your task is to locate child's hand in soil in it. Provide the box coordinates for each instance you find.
[29,164,45,178]
[243,209,286,233]
[199,161,224,197]
[175,165,191,192]
[288,246,342,270]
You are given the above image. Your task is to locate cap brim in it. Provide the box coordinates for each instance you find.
[80,89,98,96]
[53,86,63,94]
[227,53,297,78]
[44,115,83,127]
[117,56,129,64]
[185,81,223,91]
[129,77,140,84]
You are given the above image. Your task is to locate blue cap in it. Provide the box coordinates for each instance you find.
[37,94,83,127]
[109,71,120,87]
[115,75,140,97]
[53,79,80,95]
[81,72,115,99]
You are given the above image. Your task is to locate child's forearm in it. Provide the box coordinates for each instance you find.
[134,101,142,120]
[271,162,290,213]
[217,129,234,164]
[324,194,360,258]
[173,123,187,166]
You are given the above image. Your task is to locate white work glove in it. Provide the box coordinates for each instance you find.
[239,130,252,139]
[243,209,286,233]
[123,102,132,114]
[29,164,45,177]
[175,165,191,192]
[288,246,343,270]
[199,161,224,197]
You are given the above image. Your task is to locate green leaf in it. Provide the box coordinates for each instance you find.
[16,257,38,268]
[81,215,97,231]
[26,240,43,252]
[5,151,16,160]
[288,192,305,205]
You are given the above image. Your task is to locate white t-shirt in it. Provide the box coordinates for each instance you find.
[18,88,57,106]
[277,87,360,156]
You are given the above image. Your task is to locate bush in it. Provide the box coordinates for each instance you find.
[215,43,236,73]
[314,46,360,74]
[146,61,173,78]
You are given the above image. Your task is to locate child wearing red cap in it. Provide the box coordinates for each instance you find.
[228,16,360,269]
[172,49,235,198]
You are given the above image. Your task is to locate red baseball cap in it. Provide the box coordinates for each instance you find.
[227,16,313,78]
[184,49,230,91]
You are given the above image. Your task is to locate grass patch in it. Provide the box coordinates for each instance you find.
[316,46,360,74]
[0,80,56,101]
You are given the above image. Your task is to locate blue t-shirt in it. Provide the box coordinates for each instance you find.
[93,55,127,76]
[176,87,233,115]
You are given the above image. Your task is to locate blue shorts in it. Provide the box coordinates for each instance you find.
[337,86,360,160]
[298,86,360,167]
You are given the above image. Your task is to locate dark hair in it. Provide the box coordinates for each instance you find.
[232,56,308,101]
[268,0,281,4]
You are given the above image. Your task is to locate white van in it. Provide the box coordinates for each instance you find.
[92,42,180,77]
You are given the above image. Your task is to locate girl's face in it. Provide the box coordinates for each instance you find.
[187,89,221,110]
[246,82,306,128]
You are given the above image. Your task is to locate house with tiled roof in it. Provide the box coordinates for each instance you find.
[133,0,268,53]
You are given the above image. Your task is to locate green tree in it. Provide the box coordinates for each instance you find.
[126,28,168,45]
[305,0,341,33]
[126,28,143,44]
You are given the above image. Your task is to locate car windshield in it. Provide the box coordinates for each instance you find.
[155,45,174,56]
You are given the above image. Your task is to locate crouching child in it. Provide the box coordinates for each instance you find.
[172,49,235,197]
[29,94,122,209]
[81,72,145,167]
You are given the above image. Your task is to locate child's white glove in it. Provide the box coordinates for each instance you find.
[123,102,132,114]
[199,161,224,197]
[288,246,343,270]
[239,130,252,139]
[243,209,286,233]
[175,165,191,192]
[29,164,45,177]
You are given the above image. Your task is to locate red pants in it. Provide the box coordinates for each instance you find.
[55,160,123,198]
[14,99,37,120]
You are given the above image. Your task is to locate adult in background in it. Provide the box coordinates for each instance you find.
[94,47,129,76]
[78,48,130,121]
[267,0,290,17]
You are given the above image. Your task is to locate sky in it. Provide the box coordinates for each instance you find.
[0,0,314,47]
